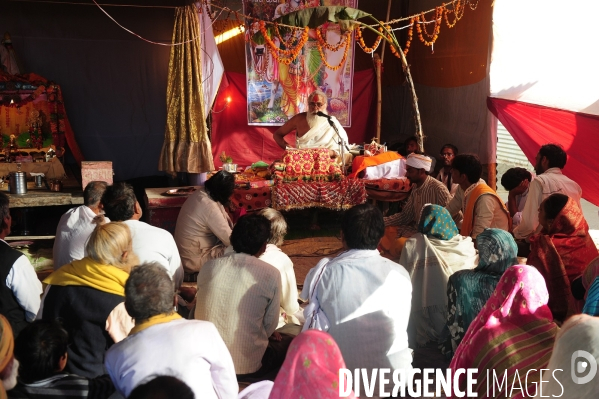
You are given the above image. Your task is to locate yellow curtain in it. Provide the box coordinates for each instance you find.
[159,5,214,174]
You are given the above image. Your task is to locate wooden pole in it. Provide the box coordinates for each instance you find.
[374,53,382,142]
[380,0,392,64]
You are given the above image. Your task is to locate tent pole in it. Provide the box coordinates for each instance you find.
[374,53,382,142]
[380,0,392,64]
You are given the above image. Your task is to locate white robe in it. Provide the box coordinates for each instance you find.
[296,116,350,164]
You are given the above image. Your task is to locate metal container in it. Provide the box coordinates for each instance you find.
[9,171,27,194]
[222,163,238,173]
[34,175,43,187]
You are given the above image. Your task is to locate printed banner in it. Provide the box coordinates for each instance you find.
[243,0,357,127]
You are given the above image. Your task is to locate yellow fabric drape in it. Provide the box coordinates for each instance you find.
[43,258,129,297]
[159,5,214,174]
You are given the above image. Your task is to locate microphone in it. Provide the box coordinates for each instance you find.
[316,111,332,119]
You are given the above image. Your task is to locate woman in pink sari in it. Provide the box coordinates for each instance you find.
[528,193,599,321]
[450,265,558,399]
[270,330,356,399]
[238,330,356,399]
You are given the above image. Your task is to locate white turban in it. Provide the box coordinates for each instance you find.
[406,153,432,172]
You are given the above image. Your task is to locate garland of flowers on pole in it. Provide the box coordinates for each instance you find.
[205,0,486,68]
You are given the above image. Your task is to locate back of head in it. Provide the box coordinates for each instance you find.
[86,222,132,268]
[475,228,518,273]
[342,204,385,250]
[258,208,287,246]
[125,263,175,322]
[543,193,569,220]
[0,192,9,231]
[544,314,599,398]
[230,214,271,255]
[102,182,136,221]
[83,181,108,208]
[204,171,235,206]
[452,154,482,184]
[539,144,567,169]
[500,167,532,191]
[14,320,68,384]
[128,376,195,399]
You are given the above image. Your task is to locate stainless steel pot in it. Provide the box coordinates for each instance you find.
[9,171,27,194]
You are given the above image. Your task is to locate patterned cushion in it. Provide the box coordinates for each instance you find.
[281,148,342,182]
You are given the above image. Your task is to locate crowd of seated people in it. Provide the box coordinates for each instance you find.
[3,142,599,399]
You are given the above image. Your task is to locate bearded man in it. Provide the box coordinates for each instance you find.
[273,90,350,163]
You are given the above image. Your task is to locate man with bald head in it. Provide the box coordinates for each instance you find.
[273,90,350,163]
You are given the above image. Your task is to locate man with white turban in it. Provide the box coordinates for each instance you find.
[380,154,451,258]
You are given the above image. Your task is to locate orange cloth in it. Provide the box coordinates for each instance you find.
[379,226,409,259]
[348,152,403,179]
[0,315,14,399]
[460,183,511,237]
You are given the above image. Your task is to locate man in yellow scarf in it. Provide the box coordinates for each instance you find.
[445,154,511,240]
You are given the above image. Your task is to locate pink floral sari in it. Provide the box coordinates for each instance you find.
[449,265,558,399]
[269,330,356,399]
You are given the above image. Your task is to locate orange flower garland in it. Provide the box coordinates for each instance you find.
[316,31,351,71]
[355,26,383,54]
[444,0,465,28]
[316,26,348,52]
[415,7,442,47]
[259,20,309,66]
[274,23,303,49]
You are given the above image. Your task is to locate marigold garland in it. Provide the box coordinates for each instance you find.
[316,26,348,52]
[259,20,309,66]
[316,31,352,71]
[244,0,485,62]
[355,26,383,54]
[415,9,442,47]
[444,0,466,28]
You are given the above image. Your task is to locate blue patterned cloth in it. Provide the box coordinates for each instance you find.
[583,276,599,316]
[441,228,518,356]
[417,204,458,240]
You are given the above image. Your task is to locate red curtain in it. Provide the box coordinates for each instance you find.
[211,70,376,167]
[488,97,599,206]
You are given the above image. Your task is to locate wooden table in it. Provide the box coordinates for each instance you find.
[4,181,83,239]
[3,182,83,208]
[144,186,203,235]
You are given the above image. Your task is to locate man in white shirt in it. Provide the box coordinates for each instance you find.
[0,192,42,337]
[195,214,286,380]
[257,208,301,330]
[105,263,237,399]
[53,181,108,269]
[302,203,413,395]
[500,167,533,228]
[102,182,183,287]
[446,154,510,240]
[513,144,582,240]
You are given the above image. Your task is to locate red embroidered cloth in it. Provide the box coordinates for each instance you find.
[272,179,366,211]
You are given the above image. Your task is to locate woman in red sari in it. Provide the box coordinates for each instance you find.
[527,193,599,322]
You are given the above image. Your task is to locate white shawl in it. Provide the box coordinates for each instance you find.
[399,233,478,346]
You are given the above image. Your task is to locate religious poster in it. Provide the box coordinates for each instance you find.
[243,0,357,127]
